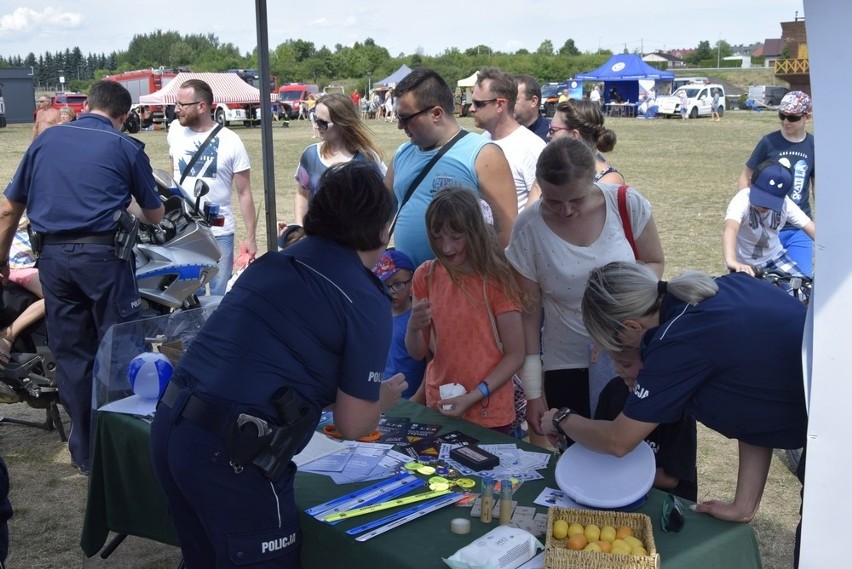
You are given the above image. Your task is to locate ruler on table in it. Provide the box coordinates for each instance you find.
[354,493,465,541]
[322,489,451,522]
[346,492,464,536]
[306,473,423,520]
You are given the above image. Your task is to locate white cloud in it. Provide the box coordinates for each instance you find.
[0,7,82,36]
[310,17,331,27]
[342,15,357,27]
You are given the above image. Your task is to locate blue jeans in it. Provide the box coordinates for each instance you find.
[779,228,813,277]
[201,233,233,297]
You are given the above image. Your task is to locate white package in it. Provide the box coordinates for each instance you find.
[439,383,468,410]
[443,525,543,569]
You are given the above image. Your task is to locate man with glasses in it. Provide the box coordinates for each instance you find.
[385,67,517,266]
[738,91,815,276]
[472,67,545,212]
[32,96,60,140]
[168,79,257,295]
[514,74,551,142]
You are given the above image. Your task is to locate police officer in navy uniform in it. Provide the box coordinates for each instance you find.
[0,80,165,474]
[150,162,407,568]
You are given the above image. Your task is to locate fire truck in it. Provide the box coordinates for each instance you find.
[104,68,179,128]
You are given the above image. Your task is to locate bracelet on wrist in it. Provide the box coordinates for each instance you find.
[476,381,490,399]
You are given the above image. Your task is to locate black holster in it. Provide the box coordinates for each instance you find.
[26,224,42,258]
[250,389,318,482]
[112,210,139,261]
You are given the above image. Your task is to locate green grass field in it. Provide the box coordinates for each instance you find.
[0,109,803,567]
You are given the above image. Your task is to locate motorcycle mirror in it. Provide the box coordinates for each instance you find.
[193,180,210,214]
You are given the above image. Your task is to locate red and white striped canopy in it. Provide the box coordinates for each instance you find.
[138,72,261,105]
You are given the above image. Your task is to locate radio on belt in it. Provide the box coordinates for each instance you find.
[449,444,499,471]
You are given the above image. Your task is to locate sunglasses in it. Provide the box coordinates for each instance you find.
[660,493,686,533]
[778,112,804,122]
[385,278,412,294]
[315,118,333,130]
[471,98,500,109]
[397,107,432,126]
[548,125,571,137]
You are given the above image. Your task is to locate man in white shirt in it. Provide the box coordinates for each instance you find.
[471,67,546,211]
[168,79,257,295]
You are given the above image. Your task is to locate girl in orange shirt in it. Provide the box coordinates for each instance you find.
[405,187,526,431]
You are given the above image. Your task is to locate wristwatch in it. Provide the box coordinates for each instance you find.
[552,407,573,437]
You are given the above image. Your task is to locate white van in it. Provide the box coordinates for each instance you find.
[672,77,709,91]
[747,85,789,107]
[656,84,726,119]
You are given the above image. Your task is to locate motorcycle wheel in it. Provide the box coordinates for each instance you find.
[787,448,802,474]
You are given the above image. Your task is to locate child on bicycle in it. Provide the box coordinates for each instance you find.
[723,160,815,278]
[405,187,525,432]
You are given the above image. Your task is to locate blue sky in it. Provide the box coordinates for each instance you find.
[0,1,806,59]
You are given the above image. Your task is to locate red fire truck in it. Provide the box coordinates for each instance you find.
[104,68,180,128]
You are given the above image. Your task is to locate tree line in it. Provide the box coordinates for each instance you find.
[0,31,738,94]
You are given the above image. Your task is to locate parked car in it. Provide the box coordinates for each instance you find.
[277,83,319,120]
[539,81,571,118]
[656,84,726,119]
[747,85,790,107]
[51,92,88,115]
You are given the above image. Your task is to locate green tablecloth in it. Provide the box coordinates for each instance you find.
[81,401,762,568]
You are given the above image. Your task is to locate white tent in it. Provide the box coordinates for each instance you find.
[139,72,261,105]
[457,71,479,88]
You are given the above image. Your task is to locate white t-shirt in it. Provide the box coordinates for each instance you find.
[590,88,601,103]
[168,121,251,236]
[725,188,811,266]
[482,126,546,212]
[506,185,653,370]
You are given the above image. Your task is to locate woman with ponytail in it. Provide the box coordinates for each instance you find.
[544,261,807,526]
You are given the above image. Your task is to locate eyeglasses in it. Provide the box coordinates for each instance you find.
[397,107,432,126]
[778,112,804,122]
[660,493,686,533]
[38,99,49,104]
[175,101,202,109]
[315,118,333,130]
[385,278,412,294]
[471,98,499,109]
[548,125,571,136]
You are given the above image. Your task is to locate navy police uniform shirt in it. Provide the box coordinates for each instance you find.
[177,236,392,421]
[5,113,160,234]
[623,272,807,449]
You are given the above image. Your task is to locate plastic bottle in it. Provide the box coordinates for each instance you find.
[499,479,513,525]
[480,476,494,524]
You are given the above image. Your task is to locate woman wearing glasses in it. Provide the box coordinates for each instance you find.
[544,261,807,526]
[738,91,815,276]
[293,93,386,225]
[506,138,664,437]
[548,99,624,186]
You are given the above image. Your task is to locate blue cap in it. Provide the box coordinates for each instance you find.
[749,162,793,212]
[372,250,415,282]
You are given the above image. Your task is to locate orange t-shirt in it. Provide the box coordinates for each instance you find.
[411,261,519,428]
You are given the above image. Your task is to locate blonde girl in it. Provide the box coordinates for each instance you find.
[406,187,525,431]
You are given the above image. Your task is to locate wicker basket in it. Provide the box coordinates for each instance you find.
[544,507,660,569]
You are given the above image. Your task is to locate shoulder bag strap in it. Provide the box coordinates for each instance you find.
[388,129,470,237]
[179,124,223,186]
[617,184,638,260]
[427,260,438,354]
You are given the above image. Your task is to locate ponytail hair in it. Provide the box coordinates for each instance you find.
[581,261,719,352]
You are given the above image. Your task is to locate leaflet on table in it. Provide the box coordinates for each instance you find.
[533,487,581,509]
[326,442,394,484]
[299,441,357,473]
[293,430,346,467]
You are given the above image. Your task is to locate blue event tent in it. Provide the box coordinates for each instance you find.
[575,54,674,104]
[375,64,412,88]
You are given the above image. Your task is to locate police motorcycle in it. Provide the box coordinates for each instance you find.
[134,168,222,316]
[0,169,221,439]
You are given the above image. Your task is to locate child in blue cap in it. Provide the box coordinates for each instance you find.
[373,249,425,398]
[723,159,815,277]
